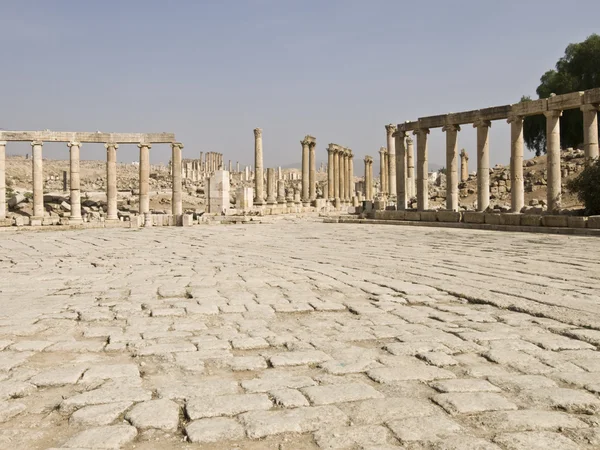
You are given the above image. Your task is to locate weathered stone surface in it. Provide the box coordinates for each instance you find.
[467,409,588,432]
[69,402,132,426]
[368,366,455,383]
[62,425,137,449]
[125,399,180,431]
[339,397,438,424]
[301,382,384,405]
[433,392,519,415]
[241,372,316,393]
[431,379,501,393]
[186,393,272,419]
[493,431,581,450]
[313,425,392,449]
[239,406,348,438]
[269,389,309,408]
[155,378,239,400]
[523,387,600,414]
[0,401,26,423]
[30,365,87,387]
[430,436,502,450]
[60,385,152,414]
[387,415,463,442]
[269,350,331,367]
[80,363,139,384]
[229,356,268,371]
[185,417,245,443]
[0,381,36,400]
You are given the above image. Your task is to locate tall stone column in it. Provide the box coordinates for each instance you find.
[266,167,276,205]
[460,149,469,182]
[67,141,82,223]
[327,145,334,200]
[544,110,562,212]
[105,143,119,220]
[414,129,429,211]
[508,116,524,213]
[340,150,347,202]
[406,136,415,199]
[473,119,491,212]
[395,131,407,209]
[386,124,397,198]
[138,143,151,214]
[333,148,340,201]
[364,157,370,201]
[31,141,44,218]
[171,142,184,216]
[0,141,5,220]
[581,104,599,165]
[236,161,240,172]
[379,147,386,196]
[254,128,264,205]
[301,137,310,204]
[442,124,460,211]
[277,179,286,204]
[309,141,316,201]
[348,150,354,200]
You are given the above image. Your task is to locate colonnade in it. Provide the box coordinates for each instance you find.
[326,144,354,204]
[182,152,224,181]
[393,88,600,213]
[0,131,181,224]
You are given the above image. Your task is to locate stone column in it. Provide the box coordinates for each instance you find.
[301,137,310,204]
[406,136,415,199]
[544,110,562,212]
[309,141,316,201]
[0,141,5,220]
[414,129,429,211]
[67,141,82,223]
[364,157,369,201]
[379,147,386,196]
[333,148,340,201]
[31,141,44,218]
[473,119,491,212]
[340,150,347,202]
[327,145,334,200]
[442,124,460,211]
[508,115,524,213]
[460,149,469,182]
[581,104,599,165]
[236,161,240,172]
[348,150,354,201]
[277,179,286,204]
[138,143,151,214]
[266,168,277,205]
[171,142,184,216]
[395,131,407,209]
[386,124,397,198]
[254,128,264,205]
[105,143,119,220]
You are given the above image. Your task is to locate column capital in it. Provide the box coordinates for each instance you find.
[460,149,469,159]
[473,119,492,129]
[171,142,184,149]
[301,138,310,147]
[137,143,152,149]
[379,146,387,154]
[543,110,562,119]
[385,124,397,137]
[507,114,524,124]
[67,141,81,148]
[413,128,430,136]
[254,128,262,138]
[105,142,119,149]
[406,135,414,144]
[580,104,599,112]
[442,124,461,133]
[308,141,316,149]
[31,140,43,147]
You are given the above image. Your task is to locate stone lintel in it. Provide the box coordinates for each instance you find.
[547,91,584,110]
[418,114,446,129]
[510,98,548,117]
[446,110,479,125]
[478,105,512,121]
[397,121,419,132]
[0,131,176,144]
[583,87,600,105]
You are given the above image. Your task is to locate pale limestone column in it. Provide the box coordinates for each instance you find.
[277,179,286,204]
[327,146,334,200]
[171,142,184,216]
[301,137,310,204]
[508,115,524,213]
[266,167,276,204]
[105,143,119,220]
[236,161,240,172]
[379,147,386,196]
[348,150,354,200]
[340,150,347,202]
[473,119,491,212]
[138,143,151,214]
[414,129,429,211]
[309,141,316,201]
[442,124,460,211]
[544,110,562,212]
[460,149,469,182]
[31,141,44,218]
[364,157,369,201]
[395,131,407,209]
[333,148,340,201]
[406,136,415,199]
[386,124,397,198]
[581,104,599,165]
[254,128,264,205]
[0,141,5,220]
[228,160,232,172]
[67,141,82,223]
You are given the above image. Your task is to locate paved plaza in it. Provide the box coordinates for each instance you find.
[0,220,600,449]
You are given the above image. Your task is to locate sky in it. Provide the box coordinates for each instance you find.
[2,0,600,170]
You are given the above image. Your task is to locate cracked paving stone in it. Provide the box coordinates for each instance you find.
[269,350,332,367]
[387,414,463,442]
[80,363,140,384]
[430,379,502,393]
[269,389,309,408]
[466,409,589,433]
[0,401,26,423]
[493,431,581,450]
[29,365,88,387]
[69,401,133,426]
[433,392,518,415]
[186,393,272,419]
[313,425,393,449]
[125,398,180,431]
[368,365,455,383]
[185,417,245,443]
[339,397,439,424]
[62,424,137,449]
[301,382,384,405]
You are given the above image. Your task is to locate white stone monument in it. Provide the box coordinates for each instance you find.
[207,170,230,214]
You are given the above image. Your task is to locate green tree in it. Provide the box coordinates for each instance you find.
[523,34,600,154]
[566,159,600,215]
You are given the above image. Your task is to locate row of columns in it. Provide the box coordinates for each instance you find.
[0,140,184,222]
[182,152,224,181]
[326,144,354,203]
[394,103,599,213]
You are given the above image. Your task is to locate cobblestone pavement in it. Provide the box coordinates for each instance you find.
[1,220,600,449]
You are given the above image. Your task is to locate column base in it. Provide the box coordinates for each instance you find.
[70,216,83,224]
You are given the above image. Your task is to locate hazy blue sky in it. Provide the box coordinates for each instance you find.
[2,0,600,169]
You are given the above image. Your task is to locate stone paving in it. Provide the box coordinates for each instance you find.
[0,219,599,449]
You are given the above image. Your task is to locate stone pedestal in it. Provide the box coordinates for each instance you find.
[236,187,253,210]
[544,110,562,212]
[138,143,151,215]
[508,116,524,213]
[31,141,44,219]
[207,170,230,214]
[254,129,265,205]
[474,120,491,212]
